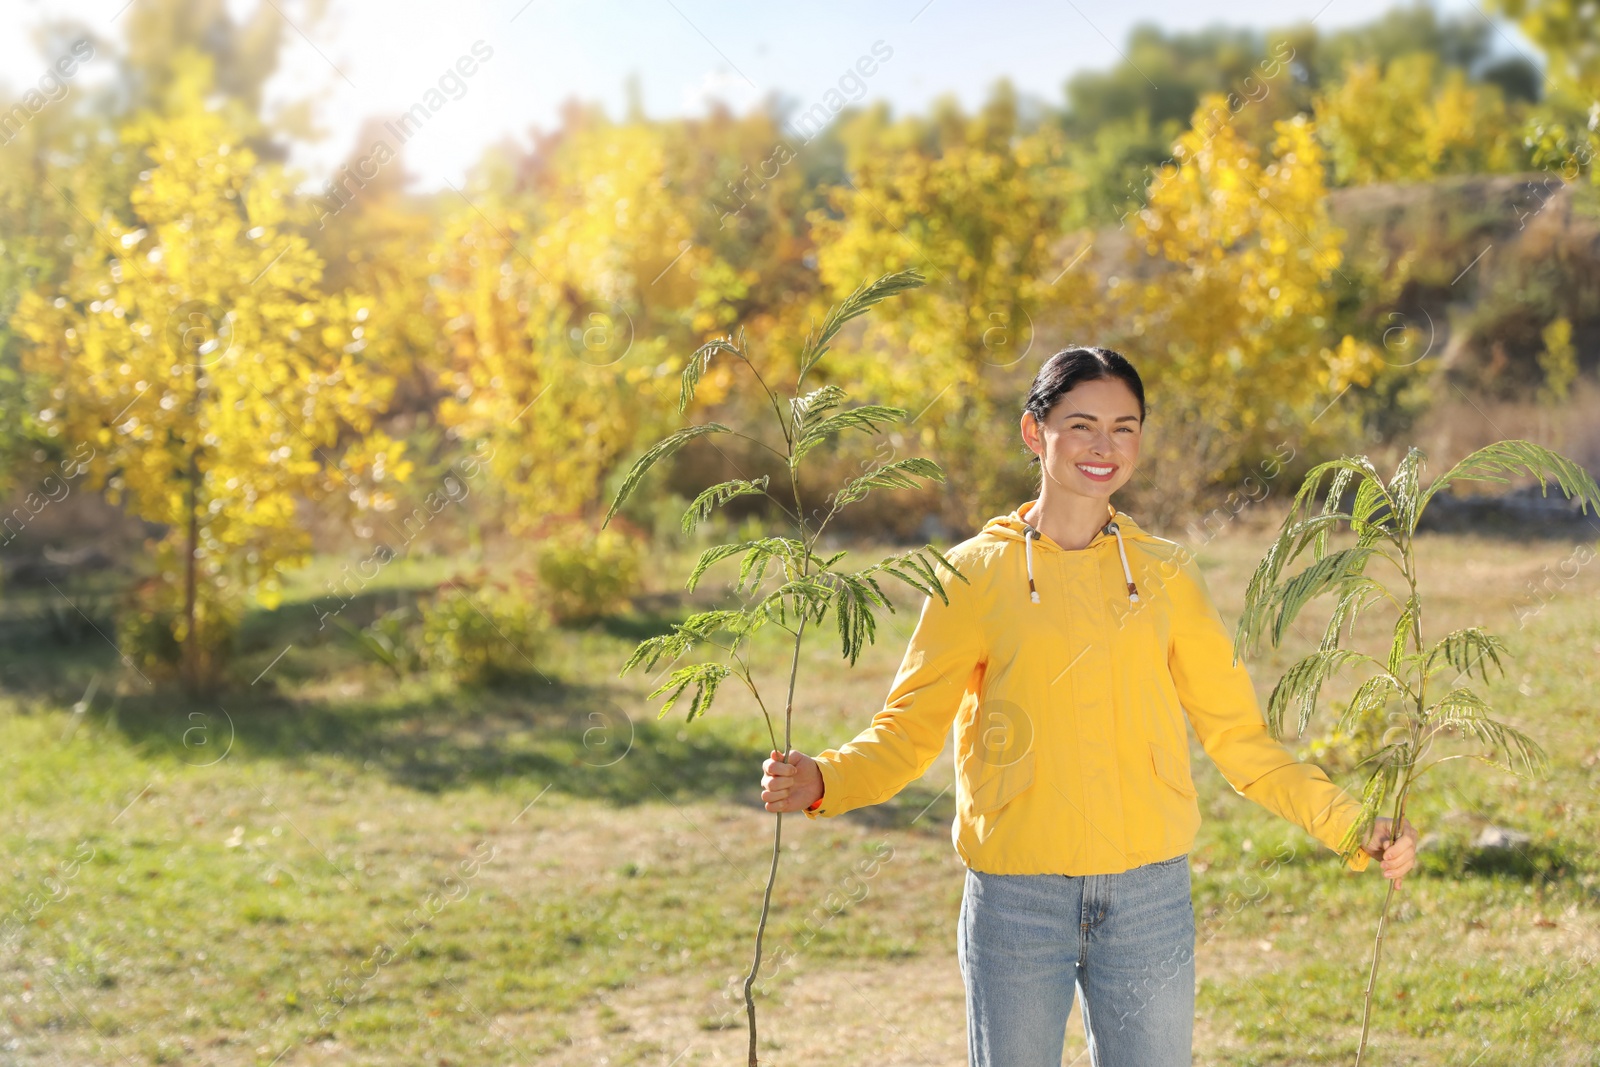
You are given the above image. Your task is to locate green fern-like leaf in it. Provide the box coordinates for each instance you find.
[789,384,848,441]
[619,630,693,677]
[794,404,908,465]
[1320,575,1391,653]
[678,334,744,414]
[1263,546,1376,652]
[1336,673,1407,735]
[603,423,733,528]
[1428,688,1548,778]
[855,545,969,603]
[1236,458,1395,660]
[1387,592,1420,674]
[1284,456,1387,530]
[685,542,752,593]
[1349,476,1394,546]
[678,608,746,636]
[682,477,770,535]
[831,457,945,510]
[618,609,752,678]
[832,571,892,664]
[1284,512,1353,568]
[1423,627,1509,686]
[797,269,926,383]
[737,537,805,596]
[1339,740,1409,859]
[751,575,836,630]
[1418,439,1600,520]
[1265,648,1381,737]
[1316,466,1359,557]
[685,537,804,594]
[1386,446,1427,534]
[649,662,734,721]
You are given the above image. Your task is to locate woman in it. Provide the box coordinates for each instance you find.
[758,346,1419,1066]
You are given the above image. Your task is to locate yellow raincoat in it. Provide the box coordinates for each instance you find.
[805,498,1372,876]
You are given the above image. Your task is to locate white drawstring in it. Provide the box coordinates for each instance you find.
[1021,504,1139,604]
[1107,520,1141,603]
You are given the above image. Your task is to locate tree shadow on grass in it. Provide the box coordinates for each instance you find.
[8,653,958,844]
[3,585,974,840]
[0,601,760,810]
[76,671,773,808]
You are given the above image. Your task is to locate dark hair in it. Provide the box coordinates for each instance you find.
[1022,346,1146,468]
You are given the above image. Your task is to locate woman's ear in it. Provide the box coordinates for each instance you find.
[1020,411,1040,458]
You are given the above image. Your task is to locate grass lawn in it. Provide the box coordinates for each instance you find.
[1,505,1597,1065]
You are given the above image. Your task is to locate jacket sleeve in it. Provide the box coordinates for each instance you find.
[1166,549,1371,872]
[804,551,986,820]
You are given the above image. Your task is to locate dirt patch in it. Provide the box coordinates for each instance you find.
[515,950,1107,1066]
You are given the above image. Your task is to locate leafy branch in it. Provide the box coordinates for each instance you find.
[1235,441,1598,1065]
[603,268,967,1066]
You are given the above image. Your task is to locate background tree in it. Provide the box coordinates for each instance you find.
[1109,93,1383,528]
[810,83,1095,529]
[1313,52,1527,186]
[12,53,410,692]
[434,107,731,532]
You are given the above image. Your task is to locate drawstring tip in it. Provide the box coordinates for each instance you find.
[1127,583,1139,602]
[1030,591,1040,604]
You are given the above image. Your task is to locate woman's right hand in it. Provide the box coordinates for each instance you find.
[761,749,823,813]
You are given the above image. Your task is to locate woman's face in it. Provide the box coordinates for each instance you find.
[1020,377,1143,501]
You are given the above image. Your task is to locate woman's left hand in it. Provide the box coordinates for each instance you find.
[1361,816,1419,889]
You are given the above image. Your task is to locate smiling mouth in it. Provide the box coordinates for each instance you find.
[1076,463,1116,480]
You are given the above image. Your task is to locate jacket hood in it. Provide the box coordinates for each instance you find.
[980,498,1152,605]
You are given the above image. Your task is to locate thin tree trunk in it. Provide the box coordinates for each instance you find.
[745,613,808,1066]
[183,437,200,696]
[1354,878,1397,1066]
[1355,790,1410,1065]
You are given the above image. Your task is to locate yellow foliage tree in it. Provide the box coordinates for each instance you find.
[431,129,692,531]
[13,52,411,692]
[1313,53,1524,186]
[313,119,442,416]
[433,105,821,533]
[1116,93,1382,527]
[809,87,1096,528]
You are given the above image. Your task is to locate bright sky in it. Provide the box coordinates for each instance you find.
[0,0,1537,192]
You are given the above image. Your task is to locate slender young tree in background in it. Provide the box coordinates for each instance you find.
[13,54,410,692]
[1232,441,1600,1065]
[603,269,967,1066]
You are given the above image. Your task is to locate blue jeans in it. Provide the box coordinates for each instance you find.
[958,855,1195,1066]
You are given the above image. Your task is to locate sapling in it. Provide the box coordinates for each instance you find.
[1232,441,1599,1065]
[602,268,967,1066]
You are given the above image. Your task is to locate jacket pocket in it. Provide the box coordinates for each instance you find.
[960,748,1037,816]
[1149,740,1197,798]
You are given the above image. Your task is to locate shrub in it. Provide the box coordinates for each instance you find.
[417,583,551,687]
[333,604,426,678]
[535,526,643,624]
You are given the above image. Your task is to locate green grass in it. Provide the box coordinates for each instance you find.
[1,516,1597,1064]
